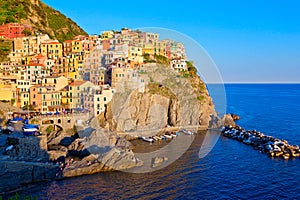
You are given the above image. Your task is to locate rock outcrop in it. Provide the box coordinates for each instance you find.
[98,64,216,137]
[7,135,49,162]
[0,161,59,193]
[222,126,300,160]
[62,127,142,177]
[63,147,142,177]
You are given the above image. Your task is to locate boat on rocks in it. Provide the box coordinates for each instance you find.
[164,134,173,139]
[222,126,300,160]
[180,129,194,135]
[141,136,154,143]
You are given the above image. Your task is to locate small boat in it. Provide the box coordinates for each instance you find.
[176,131,181,136]
[160,135,166,140]
[141,136,154,143]
[23,124,39,129]
[181,129,193,135]
[164,134,173,139]
[153,136,161,140]
[171,133,177,138]
[23,128,38,132]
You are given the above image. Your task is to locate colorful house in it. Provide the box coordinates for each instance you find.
[30,85,62,113]
[15,80,31,108]
[68,80,94,109]
[170,58,187,72]
[0,23,33,39]
[41,41,63,60]
[83,85,114,116]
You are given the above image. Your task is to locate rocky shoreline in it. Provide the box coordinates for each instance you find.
[0,118,143,194]
[222,125,300,160]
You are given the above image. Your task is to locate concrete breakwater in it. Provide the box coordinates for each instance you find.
[222,126,300,160]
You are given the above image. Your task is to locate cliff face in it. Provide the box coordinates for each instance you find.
[98,64,216,136]
[0,0,87,42]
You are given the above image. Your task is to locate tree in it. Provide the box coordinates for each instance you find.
[23,104,35,111]
[186,61,197,77]
[10,98,15,106]
[22,28,33,36]
[154,55,169,65]
[5,15,17,23]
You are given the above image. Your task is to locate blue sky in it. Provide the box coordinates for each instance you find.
[43,0,300,83]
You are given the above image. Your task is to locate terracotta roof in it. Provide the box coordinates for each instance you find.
[64,40,75,43]
[42,41,61,45]
[33,54,46,59]
[69,80,86,86]
[28,62,45,67]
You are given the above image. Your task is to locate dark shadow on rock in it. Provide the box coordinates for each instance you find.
[60,136,77,147]
[86,145,111,155]
[56,155,66,163]
[77,127,95,138]
[68,149,91,158]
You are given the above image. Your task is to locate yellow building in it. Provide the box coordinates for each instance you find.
[67,80,94,109]
[66,53,80,80]
[16,80,31,108]
[101,31,114,39]
[0,80,17,103]
[128,45,143,66]
[142,43,155,57]
[72,40,83,53]
[41,76,68,91]
[41,41,63,60]
[60,85,72,108]
[63,39,83,55]
[154,40,167,57]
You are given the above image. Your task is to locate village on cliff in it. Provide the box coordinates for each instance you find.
[0,23,188,117]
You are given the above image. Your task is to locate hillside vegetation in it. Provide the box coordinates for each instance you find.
[0,39,12,62]
[0,0,87,42]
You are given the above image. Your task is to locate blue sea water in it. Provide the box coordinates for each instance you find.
[5,84,300,199]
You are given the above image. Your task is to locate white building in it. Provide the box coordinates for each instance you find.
[170,59,187,72]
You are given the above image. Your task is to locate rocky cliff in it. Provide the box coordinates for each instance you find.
[98,64,216,136]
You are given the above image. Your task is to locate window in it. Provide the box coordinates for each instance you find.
[104,97,107,101]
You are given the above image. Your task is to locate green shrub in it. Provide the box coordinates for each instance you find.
[45,125,54,134]
[197,95,205,101]
[154,55,170,65]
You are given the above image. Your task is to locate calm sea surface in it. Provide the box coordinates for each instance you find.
[5,84,300,199]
